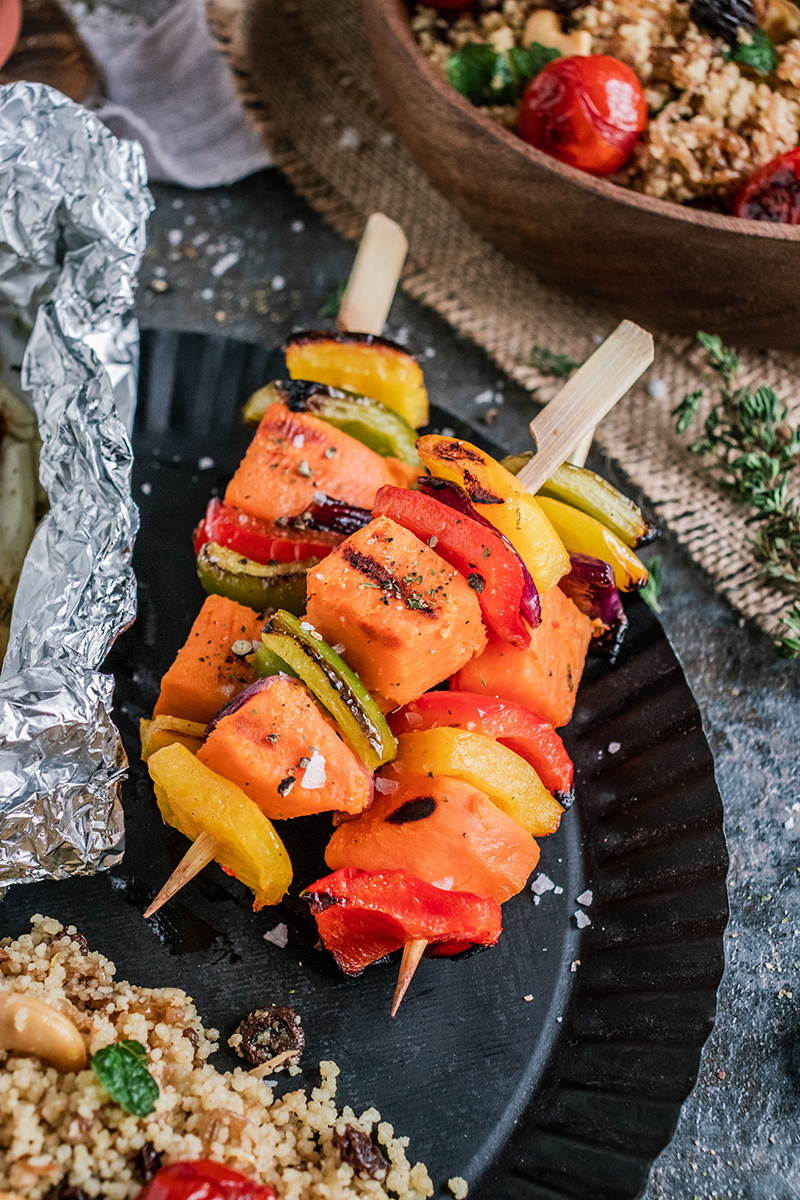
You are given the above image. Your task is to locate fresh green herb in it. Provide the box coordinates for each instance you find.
[529,345,585,378]
[729,27,778,75]
[509,42,561,82]
[639,554,663,613]
[91,1040,159,1117]
[319,282,346,319]
[447,41,560,107]
[674,332,800,657]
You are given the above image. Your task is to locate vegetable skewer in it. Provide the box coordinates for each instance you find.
[144,213,409,919]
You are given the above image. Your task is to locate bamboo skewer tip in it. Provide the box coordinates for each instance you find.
[391,938,428,1017]
[143,830,219,919]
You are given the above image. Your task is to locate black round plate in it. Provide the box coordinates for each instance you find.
[2,330,729,1200]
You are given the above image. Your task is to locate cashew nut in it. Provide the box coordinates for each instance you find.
[0,991,87,1072]
[523,10,592,57]
[761,0,800,42]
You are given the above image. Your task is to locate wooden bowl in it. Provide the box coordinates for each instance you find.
[362,0,800,349]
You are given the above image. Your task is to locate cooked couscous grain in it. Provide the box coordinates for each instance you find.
[0,917,433,1200]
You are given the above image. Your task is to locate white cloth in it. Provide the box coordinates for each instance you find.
[69,0,272,188]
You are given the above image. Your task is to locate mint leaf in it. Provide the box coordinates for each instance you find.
[448,43,518,105]
[509,42,561,84]
[529,345,584,377]
[640,555,663,614]
[730,27,777,75]
[91,1040,159,1117]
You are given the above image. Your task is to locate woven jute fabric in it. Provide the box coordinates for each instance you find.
[207,0,800,646]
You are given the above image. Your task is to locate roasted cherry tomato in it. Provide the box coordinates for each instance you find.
[518,55,647,176]
[733,147,800,223]
[137,1160,276,1200]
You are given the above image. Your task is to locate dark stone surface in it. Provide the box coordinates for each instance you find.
[134,167,800,1199]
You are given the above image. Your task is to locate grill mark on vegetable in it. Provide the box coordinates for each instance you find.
[461,468,503,504]
[274,627,382,748]
[387,796,437,824]
[343,548,437,617]
[434,439,484,464]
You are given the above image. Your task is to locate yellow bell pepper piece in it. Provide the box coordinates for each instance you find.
[140,715,206,760]
[385,728,563,836]
[536,496,649,591]
[285,333,429,428]
[416,435,570,593]
[148,742,293,910]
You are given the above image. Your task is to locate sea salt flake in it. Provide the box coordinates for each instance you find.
[168,229,183,246]
[375,777,399,794]
[140,482,152,496]
[431,877,454,890]
[263,923,289,949]
[272,275,286,291]
[523,994,533,1002]
[301,751,326,790]
[570,960,581,972]
[786,818,795,830]
[533,895,541,905]
[554,886,563,895]
[291,220,305,233]
[474,389,494,406]
[648,378,668,401]
[292,434,305,448]
[198,456,214,470]
[211,251,240,277]
[577,889,593,906]
[532,874,555,895]
[338,127,361,150]
[575,911,592,929]
[608,741,621,754]
[200,287,214,301]
[424,346,436,359]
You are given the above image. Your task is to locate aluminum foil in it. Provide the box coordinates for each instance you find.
[0,83,153,886]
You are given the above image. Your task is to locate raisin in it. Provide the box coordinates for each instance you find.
[63,932,89,955]
[133,1143,162,1183]
[44,1182,92,1200]
[690,0,757,44]
[183,1027,200,1051]
[333,1125,390,1180]
[234,1006,305,1066]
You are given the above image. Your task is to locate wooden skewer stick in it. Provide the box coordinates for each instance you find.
[143,830,219,919]
[390,319,653,1015]
[391,938,428,1018]
[518,320,654,495]
[337,212,408,336]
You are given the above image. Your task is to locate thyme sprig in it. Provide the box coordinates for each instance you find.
[672,333,800,658]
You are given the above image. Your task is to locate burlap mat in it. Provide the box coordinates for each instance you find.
[208,0,800,647]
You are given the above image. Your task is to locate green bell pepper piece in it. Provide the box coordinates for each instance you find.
[243,380,421,468]
[197,541,316,615]
[501,453,657,549]
[252,609,396,770]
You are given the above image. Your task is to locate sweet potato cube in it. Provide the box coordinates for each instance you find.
[153,594,265,726]
[305,515,487,708]
[453,585,592,728]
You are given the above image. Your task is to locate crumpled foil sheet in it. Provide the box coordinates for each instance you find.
[0,83,152,887]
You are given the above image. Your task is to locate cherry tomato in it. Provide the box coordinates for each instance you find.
[137,1161,275,1200]
[518,55,647,176]
[733,148,800,223]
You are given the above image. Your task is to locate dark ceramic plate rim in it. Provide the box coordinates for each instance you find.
[371,0,800,243]
[3,329,729,1200]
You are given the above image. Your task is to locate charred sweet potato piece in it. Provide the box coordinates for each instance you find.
[453,584,592,728]
[153,595,264,726]
[305,515,487,708]
[225,404,416,522]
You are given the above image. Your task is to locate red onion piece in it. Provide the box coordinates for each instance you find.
[305,495,372,537]
[559,554,628,659]
[204,675,290,739]
[417,475,541,629]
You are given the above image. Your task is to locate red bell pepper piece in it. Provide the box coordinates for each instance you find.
[193,497,343,564]
[389,690,574,803]
[372,485,531,648]
[137,1161,276,1200]
[303,867,501,976]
